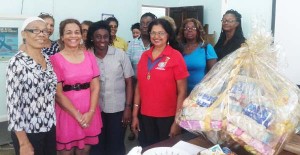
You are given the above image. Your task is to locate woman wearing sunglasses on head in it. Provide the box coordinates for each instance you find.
[6,17,57,155]
[38,12,60,55]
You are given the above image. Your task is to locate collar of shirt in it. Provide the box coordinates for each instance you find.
[145,45,173,59]
[107,46,116,55]
[19,50,51,68]
[114,36,120,41]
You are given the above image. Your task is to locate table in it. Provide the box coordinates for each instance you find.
[143,132,299,155]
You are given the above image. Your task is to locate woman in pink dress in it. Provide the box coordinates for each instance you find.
[50,19,102,155]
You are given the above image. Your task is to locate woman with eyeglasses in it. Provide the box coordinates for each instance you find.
[214,9,246,61]
[6,17,57,155]
[50,19,102,155]
[131,19,189,147]
[177,18,217,95]
[105,17,128,52]
[19,13,60,55]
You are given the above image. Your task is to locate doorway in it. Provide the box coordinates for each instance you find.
[168,6,204,30]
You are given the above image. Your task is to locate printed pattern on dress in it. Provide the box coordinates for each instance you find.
[42,41,60,56]
[6,51,57,133]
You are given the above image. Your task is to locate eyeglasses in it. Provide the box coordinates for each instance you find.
[184,27,197,31]
[149,31,166,37]
[221,19,236,24]
[109,25,118,29]
[24,29,48,35]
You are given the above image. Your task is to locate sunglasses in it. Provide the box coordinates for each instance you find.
[39,12,53,17]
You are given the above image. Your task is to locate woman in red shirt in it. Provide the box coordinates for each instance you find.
[131,18,189,147]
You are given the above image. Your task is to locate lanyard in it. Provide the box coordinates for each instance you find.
[146,57,162,80]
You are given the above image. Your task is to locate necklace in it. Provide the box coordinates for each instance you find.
[184,43,199,54]
[185,43,199,50]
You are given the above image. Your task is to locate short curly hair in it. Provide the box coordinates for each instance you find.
[85,20,112,49]
[131,23,140,31]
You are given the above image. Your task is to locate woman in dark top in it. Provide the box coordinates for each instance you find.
[214,9,246,61]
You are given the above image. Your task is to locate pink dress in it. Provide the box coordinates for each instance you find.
[50,51,102,150]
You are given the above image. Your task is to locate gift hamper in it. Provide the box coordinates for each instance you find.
[176,26,300,155]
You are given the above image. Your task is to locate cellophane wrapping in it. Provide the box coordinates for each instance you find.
[176,26,300,155]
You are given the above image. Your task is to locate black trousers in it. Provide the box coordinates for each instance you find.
[90,111,126,155]
[11,125,56,155]
[140,115,174,147]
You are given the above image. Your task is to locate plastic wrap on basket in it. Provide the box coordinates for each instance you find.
[176,26,300,155]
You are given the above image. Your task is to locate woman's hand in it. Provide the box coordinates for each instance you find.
[81,111,94,128]
[122,108,132,127]
[131,116,140,136]
[20,142,34,155]
[169,122,181,138]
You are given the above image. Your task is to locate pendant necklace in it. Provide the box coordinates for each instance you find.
[147,57,162,80]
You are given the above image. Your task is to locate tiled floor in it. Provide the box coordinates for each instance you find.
[0,123,139,155]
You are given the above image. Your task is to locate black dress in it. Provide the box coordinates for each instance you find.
[214,37,245,61]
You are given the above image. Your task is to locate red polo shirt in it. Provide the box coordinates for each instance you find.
[137,45,189,117]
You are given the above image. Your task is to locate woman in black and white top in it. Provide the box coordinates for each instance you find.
[38,12,60,55]
[6,17,57,155]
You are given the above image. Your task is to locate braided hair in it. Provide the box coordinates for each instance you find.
[215,9,245,47]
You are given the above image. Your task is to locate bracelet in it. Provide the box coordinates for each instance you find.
[134,104,140,107]
[125,104,132,108]
[89,109,95,113]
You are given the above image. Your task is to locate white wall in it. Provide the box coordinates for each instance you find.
[51,0,141,41]
[225,0,273,38]
[0,0,274,121]
[275,0,300,84]
[175,0,223,37]
[142,0,223,37]
[0,63,8,122]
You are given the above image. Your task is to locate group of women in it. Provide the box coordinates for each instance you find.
[6,9,245,155]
